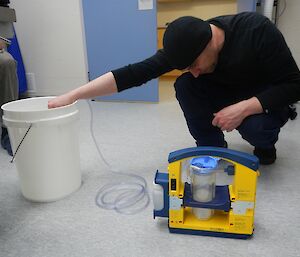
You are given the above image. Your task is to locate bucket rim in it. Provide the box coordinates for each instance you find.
[1,96,77,113]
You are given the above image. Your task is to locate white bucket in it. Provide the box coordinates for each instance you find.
[1,97,81,202]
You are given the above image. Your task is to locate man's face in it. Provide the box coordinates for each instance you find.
[187,43,218,78]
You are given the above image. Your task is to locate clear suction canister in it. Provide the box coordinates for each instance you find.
[190,156,218,220]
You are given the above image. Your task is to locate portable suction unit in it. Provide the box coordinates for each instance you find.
[153,146,259,239]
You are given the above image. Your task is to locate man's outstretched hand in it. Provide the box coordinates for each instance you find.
[48,94,75,109]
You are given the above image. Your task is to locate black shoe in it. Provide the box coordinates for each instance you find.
[288,104,297,120]
[223,141,228,148]
[253,146,276,165]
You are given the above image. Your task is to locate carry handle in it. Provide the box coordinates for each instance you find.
[168,147,259,171]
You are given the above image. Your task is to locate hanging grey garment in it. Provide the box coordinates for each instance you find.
[0,50,18,125]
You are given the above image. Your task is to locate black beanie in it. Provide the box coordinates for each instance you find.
[163,16,212,70]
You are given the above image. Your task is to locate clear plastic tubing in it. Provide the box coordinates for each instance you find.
[87,100,150,214]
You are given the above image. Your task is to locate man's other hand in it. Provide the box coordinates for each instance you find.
[212,97,263,132]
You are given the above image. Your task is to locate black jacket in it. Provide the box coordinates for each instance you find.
[112,12,300,112]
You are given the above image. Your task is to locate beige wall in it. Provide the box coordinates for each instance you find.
[157,0,237,27]
[277,0,300,66]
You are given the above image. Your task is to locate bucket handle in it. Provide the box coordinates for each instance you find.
[8,111,78,163]
[10,123,32,163]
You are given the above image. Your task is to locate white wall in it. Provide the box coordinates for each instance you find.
[10,0,88,96]
[277,0,300,66]
[9,0,300,97]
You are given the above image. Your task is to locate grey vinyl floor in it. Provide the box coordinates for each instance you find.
[1,80,300,257]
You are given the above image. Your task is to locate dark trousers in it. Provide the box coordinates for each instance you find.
[174,73,291,148]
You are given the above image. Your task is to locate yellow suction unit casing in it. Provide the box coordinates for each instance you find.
[153,146,259,239]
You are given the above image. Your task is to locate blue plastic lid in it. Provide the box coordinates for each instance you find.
[190,156,218,174]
